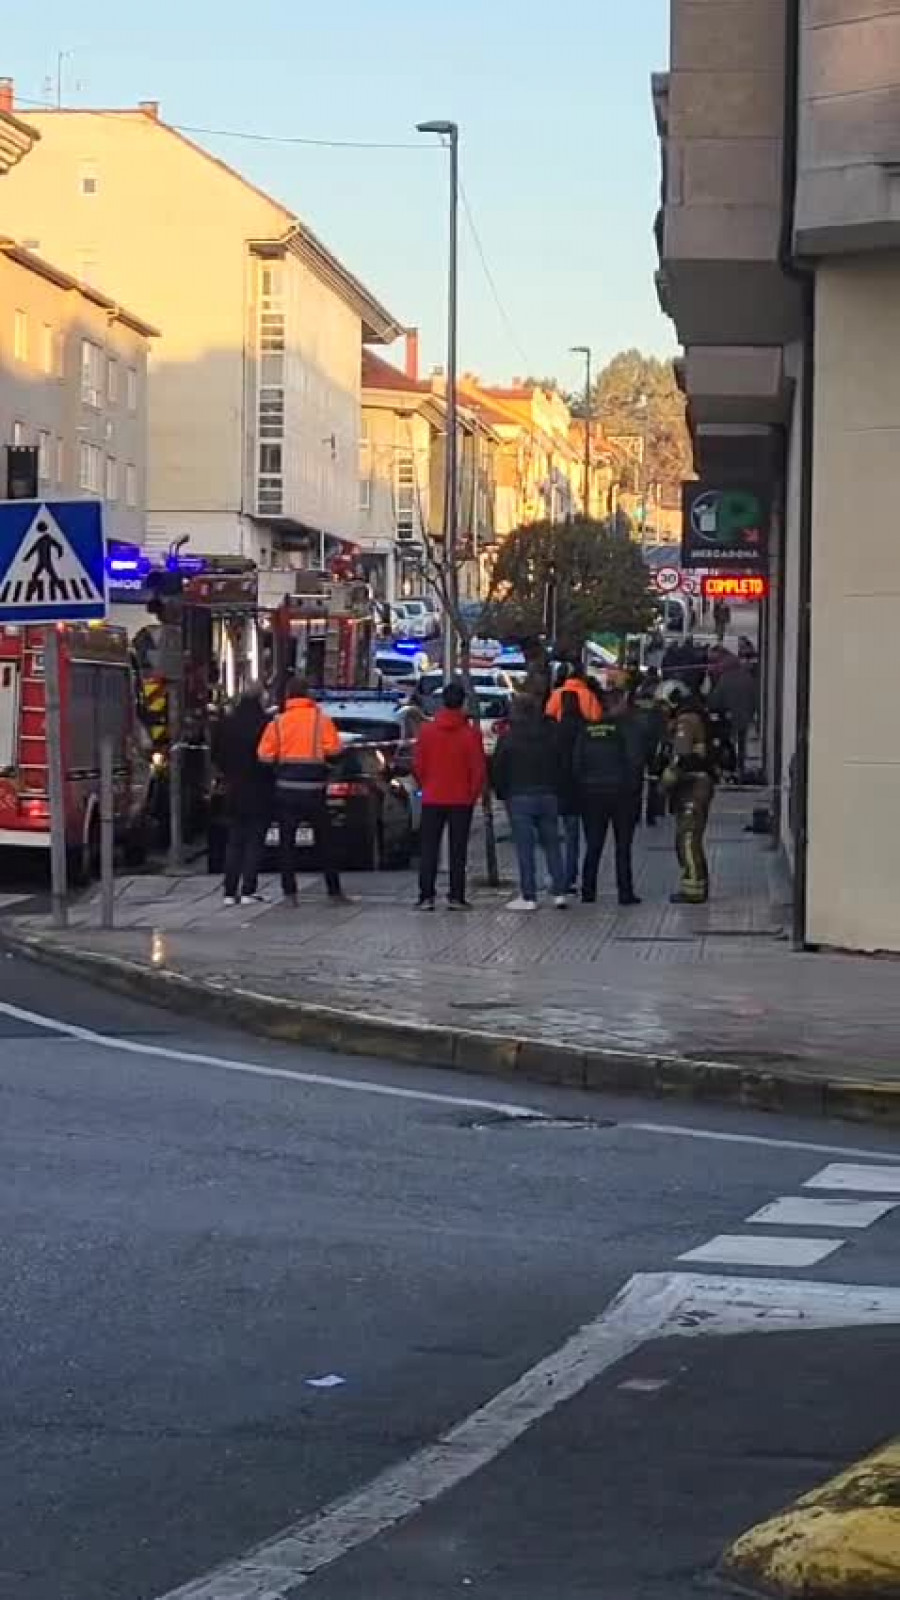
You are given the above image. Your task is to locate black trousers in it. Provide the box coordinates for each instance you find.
[581,793,636,902]
[279,793,341,897]
[223,814,267,899]
[418,804,473,903]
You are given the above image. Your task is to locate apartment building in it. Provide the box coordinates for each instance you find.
[654,0,900,953]
[0,88,153,546]
[0,242,154,546]
[359,341,445,601]
[465,382,584,529]
[360,345,501,604]
[0,93,403,569]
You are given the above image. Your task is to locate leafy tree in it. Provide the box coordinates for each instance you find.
[483,518,656,651]
[592,349,692,507]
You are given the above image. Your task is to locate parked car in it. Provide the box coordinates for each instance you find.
[419,682,513,755]
[472,688,513,755]
[207,693,418,875]
[374,645,430,686]
[406,595,441,636]
[389,600,431,640]
[418,666,516,698]
[322,691,422,834]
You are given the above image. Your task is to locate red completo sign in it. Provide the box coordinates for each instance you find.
[701,574,769,601]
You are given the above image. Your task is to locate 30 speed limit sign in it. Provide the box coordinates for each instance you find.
[655,566,681,593]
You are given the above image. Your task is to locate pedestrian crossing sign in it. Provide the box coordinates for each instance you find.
[0,500,107,622]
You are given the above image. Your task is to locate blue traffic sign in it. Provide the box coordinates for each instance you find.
[0,500,107,622]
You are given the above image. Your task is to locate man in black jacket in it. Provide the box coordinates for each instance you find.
[211,683,274,905]
[575,688,645,906]
[491,696,568,911]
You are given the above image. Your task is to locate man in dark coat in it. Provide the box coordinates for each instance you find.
[211,683,274,905]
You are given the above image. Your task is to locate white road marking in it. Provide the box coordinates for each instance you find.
[2,999,898,1165]
[151,1271,900,1600]
[625,1120,900,1163]
[678,1234,844,1269]
[0,999,540,1120]
[747,1196,896,1230]
[806,1162,900,1194]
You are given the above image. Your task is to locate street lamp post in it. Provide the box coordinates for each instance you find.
[417,118,459,678]
[570,346,592,519]
[636,391,649,553]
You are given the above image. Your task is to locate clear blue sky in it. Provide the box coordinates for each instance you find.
[3,0,675,389]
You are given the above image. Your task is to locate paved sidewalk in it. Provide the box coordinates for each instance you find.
[4,790,900,1117]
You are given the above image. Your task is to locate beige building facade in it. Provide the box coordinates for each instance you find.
[0,97,402,569]
[655,0,900,953]
[0,242,154,548]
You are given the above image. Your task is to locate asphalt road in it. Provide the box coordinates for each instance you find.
[3,953,900,1599]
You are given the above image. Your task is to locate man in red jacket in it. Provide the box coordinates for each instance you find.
[413,682,487,910]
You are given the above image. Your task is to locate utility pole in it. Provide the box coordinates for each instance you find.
[417,119,459,678]
[570,346,592,519]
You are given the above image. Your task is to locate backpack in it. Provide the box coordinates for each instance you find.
[576,720,629,796]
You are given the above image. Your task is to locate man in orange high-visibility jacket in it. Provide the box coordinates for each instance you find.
[545,664,603,723]
[258,676,347,905]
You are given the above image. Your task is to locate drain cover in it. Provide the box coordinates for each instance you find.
[461,1111,617,1131]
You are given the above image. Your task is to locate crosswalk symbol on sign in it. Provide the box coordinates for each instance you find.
[0,501,107,623]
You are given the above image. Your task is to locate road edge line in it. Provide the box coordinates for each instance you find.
[2,926,898,1125]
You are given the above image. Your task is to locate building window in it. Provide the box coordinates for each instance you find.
[359,478,371,513]
[12,421,26,447]
[41,323,53,375]
[258,386,284,439]
[107,358,118,404]
[125,463,137,508]
[126,366,138,413]
[81,340,103,407]
[14,310,28,362]
[105,456,117,502]
[56,437,65,486]
[79,162,99,196]
[78,441,102,494]
[257,441,283,517]
[55,330,66,379]
[395,451,416,541]
[258,260,285,354]
[37,431,51,484]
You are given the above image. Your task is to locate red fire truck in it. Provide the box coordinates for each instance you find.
[0,622,152,879]
[260,573,374,692]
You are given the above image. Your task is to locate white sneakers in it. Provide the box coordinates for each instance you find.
[507,895,569,912]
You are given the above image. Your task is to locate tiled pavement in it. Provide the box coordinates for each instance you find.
[7,788,900,1084]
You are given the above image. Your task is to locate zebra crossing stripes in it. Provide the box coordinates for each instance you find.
[677,1160,900,1273]
[805,1163,900,1194]
[0,572,99,606]
[747,1195,897,1229]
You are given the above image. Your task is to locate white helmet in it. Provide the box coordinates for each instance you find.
[657,678,692,710]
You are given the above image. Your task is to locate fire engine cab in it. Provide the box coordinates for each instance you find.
[0,622,152,878]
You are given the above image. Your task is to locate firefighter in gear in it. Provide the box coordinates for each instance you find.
[658,680,715,905]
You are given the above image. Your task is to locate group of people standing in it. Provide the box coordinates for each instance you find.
[212,648,751,914]
[412,658,726,913]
